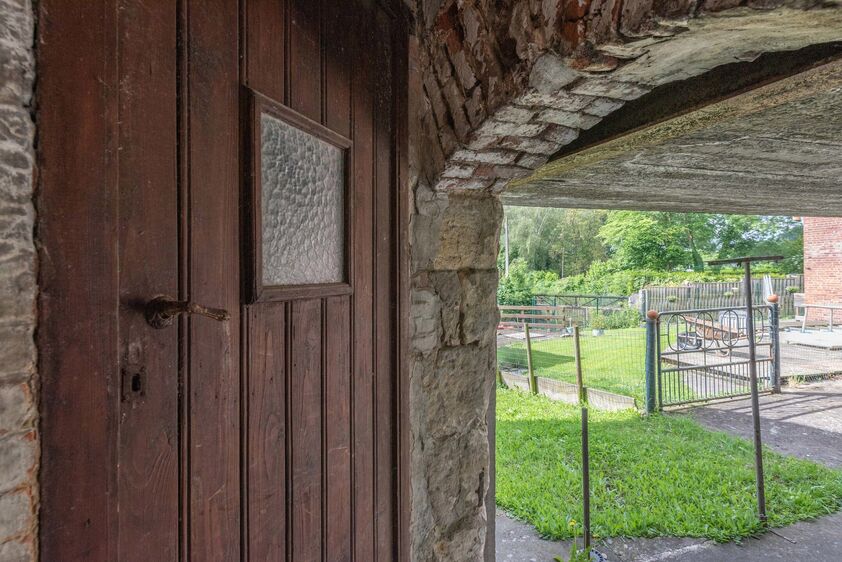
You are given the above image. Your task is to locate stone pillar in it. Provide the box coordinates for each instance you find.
[0,0,38,560]
[409,182,502,561]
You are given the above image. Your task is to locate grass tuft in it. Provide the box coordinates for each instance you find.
[496,388,842,542]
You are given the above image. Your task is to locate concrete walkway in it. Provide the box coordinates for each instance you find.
[496,379,842,561]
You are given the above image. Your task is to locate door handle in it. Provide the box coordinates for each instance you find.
[145,295,230,329]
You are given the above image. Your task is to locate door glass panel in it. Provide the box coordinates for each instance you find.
[260,112,345,285]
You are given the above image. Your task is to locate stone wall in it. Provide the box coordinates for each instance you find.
[0,0,37,560]
[803,217,842,322]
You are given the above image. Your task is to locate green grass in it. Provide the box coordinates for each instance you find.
[498,328,648,402]
[496,388,842,542]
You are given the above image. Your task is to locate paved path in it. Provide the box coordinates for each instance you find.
[496,379,842,561]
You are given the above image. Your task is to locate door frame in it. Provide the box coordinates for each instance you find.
[36,0,410,559]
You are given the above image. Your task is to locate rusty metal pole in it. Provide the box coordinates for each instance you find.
[708,255,782,525]
[574,326,585,403]
[581,407,591,551]
[742,259,767,524]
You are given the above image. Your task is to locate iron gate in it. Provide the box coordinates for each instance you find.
[650,305,781,408]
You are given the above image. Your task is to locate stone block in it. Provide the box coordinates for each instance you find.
[0,431,36,494]
[451,148,519,165]
[0,383,35,435]
[0,540,35,562]
[0,490,33,543]
[537,108,601,129]
[572,77,650,100]
[584,96,625,117]
[431,193,502,271]
[474,119,545,138]
[528,53,581,94]
[492,105,536,124]
[0,324,34,378]
[541,123,580,146]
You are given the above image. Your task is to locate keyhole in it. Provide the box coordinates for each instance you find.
[131,373,142,393]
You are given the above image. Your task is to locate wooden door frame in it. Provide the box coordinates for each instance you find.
[36,0,411,559]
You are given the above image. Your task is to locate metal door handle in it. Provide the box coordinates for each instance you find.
[145,296,230,329]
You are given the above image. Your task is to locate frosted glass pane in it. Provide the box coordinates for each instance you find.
[260,113,345,285]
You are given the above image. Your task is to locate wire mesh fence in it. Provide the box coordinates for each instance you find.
[497,324,645,407]
[496,302,842,411]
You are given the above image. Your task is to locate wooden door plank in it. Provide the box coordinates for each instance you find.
[246,303,287,562]
[244,0,286,103]
[322,3,351,138]
[116,0,180,559]
[289,299,324,561]
[37,1,120,559]
[351,3,377,558]
[185,0,241,559]
[324,296,352,561]
[373,8,396,560]
[289,0,321,122]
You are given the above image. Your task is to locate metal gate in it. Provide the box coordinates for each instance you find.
[649,304,781,408]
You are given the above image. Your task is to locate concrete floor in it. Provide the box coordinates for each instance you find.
[496,379,842,561]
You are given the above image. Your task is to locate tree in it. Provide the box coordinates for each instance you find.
[598,211,715,271]
[501,207,607,277]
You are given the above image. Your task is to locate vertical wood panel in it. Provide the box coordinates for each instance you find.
[394,13,412,561]
[325,296,352,561]
[322,2,351,138]
[351,2,377,558]
[245,0,286,102]
[290,300,323,560]
[288,0,321,121]
[373,8,396,561]
[186,0,241,559]
[37,0,119,559]
[246,303,287,561]
[116,0,179,559]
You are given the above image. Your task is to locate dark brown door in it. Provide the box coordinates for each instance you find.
[39,0,407,560]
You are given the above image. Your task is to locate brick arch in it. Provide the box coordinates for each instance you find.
[406,2,842,560]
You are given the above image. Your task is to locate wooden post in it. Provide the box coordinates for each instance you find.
[525,324,537,395]
[573,326,585,404]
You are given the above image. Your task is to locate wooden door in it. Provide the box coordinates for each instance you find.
[241,1,408,559]
[38,0,408,560]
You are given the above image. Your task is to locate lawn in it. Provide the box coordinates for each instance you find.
[498,328,648,403]
[496,388,842,542]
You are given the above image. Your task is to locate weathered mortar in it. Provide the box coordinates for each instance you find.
[0,0,37,560]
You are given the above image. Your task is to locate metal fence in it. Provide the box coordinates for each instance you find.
[532,293,627,312]
[497,302,841,412]
[651,305,777,408]
[640,275,803,318]
[497,323,645,408]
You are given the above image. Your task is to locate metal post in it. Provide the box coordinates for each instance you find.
[524,324,537,395]
[769,295,782,394]
[574,326,585,404]
[742,259,767,523]
[504,214,510,278]
[581,407,591,551]
[708,255,782,526]
[644,310,658,414]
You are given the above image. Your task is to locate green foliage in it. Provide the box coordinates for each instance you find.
[500,208,804,286]
[497,259,562,305]
[588,312,608,330]
[502,208,607,277]
[496,389,842,542]
[599,211,711,271]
